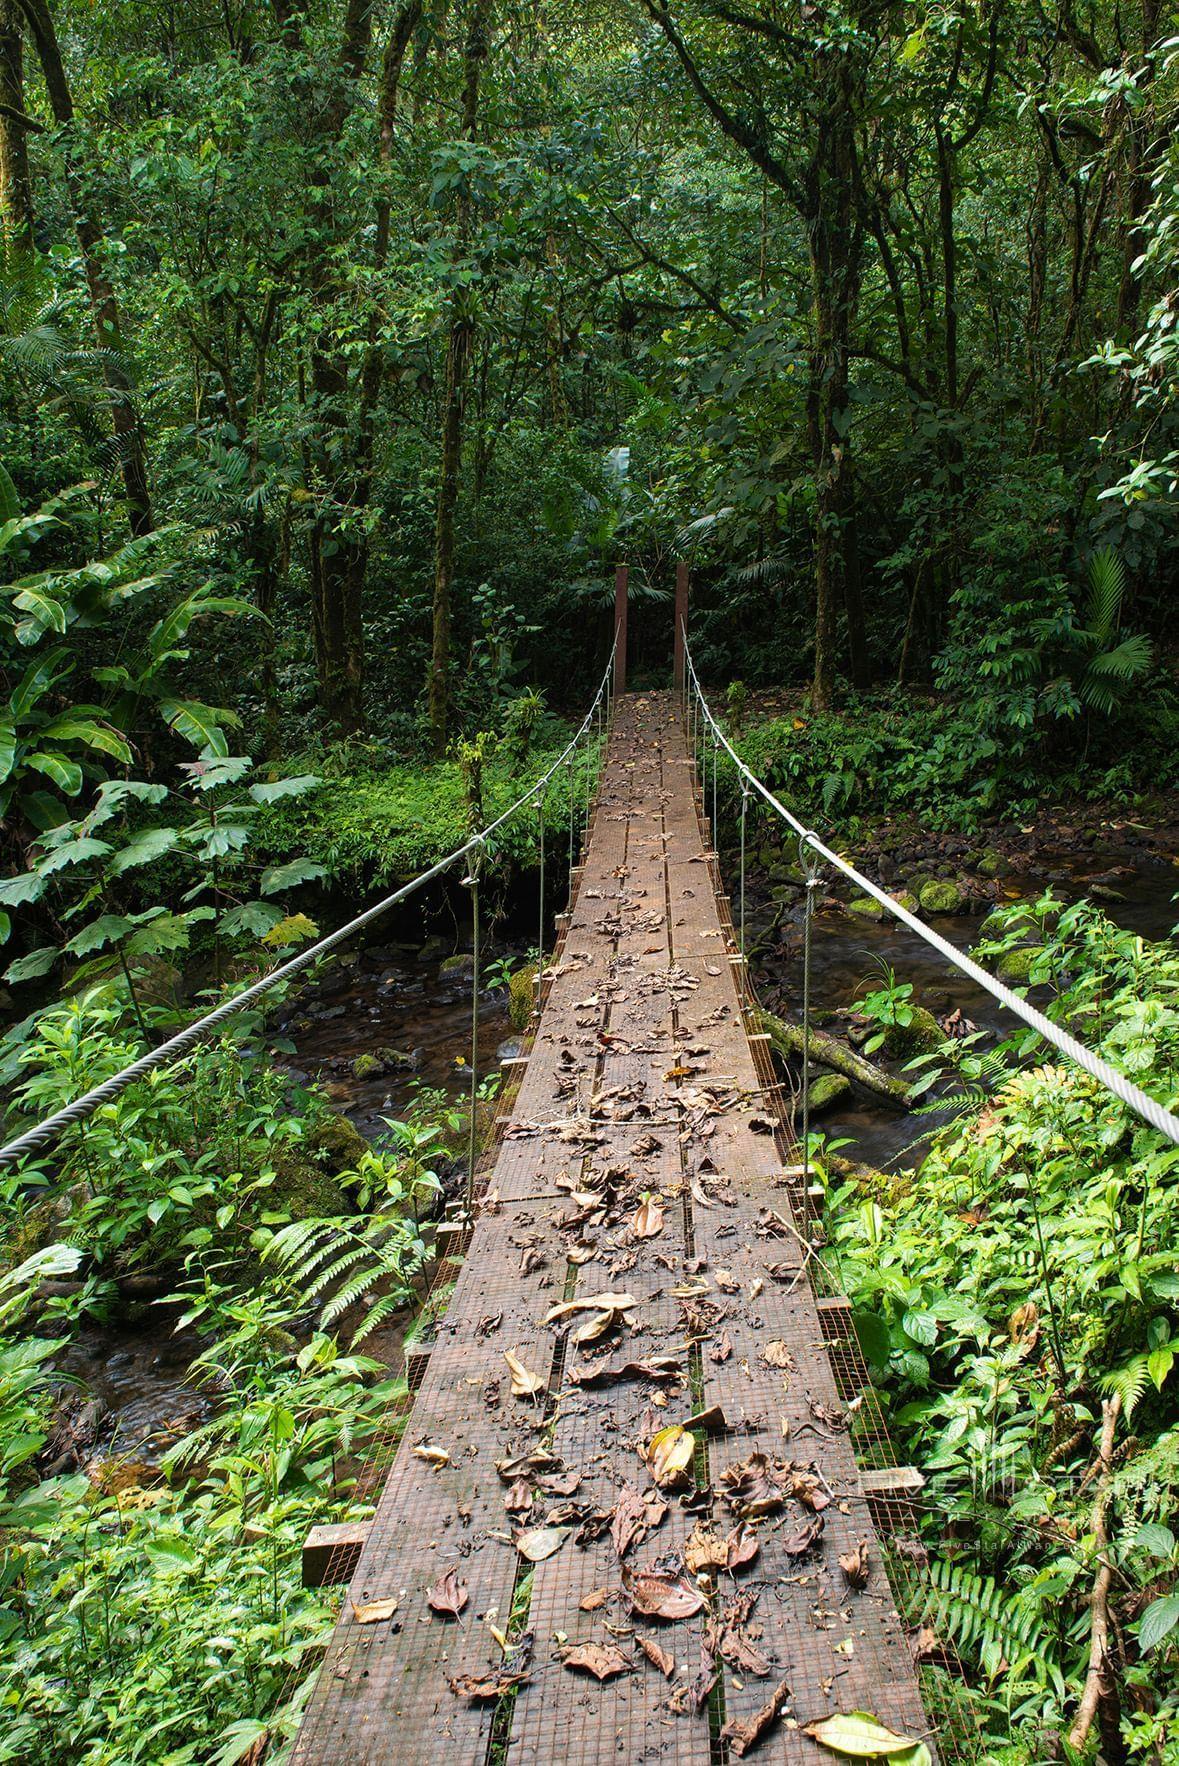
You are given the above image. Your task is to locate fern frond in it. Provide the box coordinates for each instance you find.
[1083,546,1125,646]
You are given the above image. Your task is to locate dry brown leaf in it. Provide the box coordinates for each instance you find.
[760,1340,795,1370]
[638,1635,675,1677]
[710,1331,733,1363]
[631,1196,665,1239]
[622,1565,705,1621]
[715,1268,741,1293]
[504,1479,534,1514]
[782,1515,825,1555]
[448,1666,530,1700]
[721,1675,792,1756]
[611,1485,667,1557]
[580,1586,610,1611]
[351,1595,399,1624]
[839,1539,871,1588]
[720,1452,786,1518]
[543,1291,638,1326]
[564,1641,632,1681]
[684,1523,730,1574]
[503,1348,546,1399]
[427,1570,469,1617]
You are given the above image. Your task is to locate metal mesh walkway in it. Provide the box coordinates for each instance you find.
[289,692,936,1765]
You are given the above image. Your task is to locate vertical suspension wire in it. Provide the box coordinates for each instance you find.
[799,836,822,1202]
[738,783,750,1007]
[567,749,575,886]
[535,788,545,1014]
[711,721,719,853]
[464,852,482,1213]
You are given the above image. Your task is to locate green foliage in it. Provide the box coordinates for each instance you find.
[826,898,1179,1745]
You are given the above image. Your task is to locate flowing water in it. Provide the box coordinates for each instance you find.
[62,838,1176,1466]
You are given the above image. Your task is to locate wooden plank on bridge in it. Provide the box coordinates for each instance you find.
[290,693,936,1766]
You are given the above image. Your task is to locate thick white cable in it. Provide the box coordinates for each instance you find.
[683,637,1179,1147]
[0,634,618,1168]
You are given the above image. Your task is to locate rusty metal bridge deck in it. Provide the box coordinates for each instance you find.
[290,693,935,1765]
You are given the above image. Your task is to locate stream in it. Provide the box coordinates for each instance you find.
[57,831,1176,1472]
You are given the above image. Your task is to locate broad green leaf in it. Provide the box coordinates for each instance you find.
[902,1308,938,1348]
[144,1534,199,1573]
[0,459,19,524]
[0,872,44,908]
[10,650,72,718]
[37,835,112,874]
[184,754,252,791]
[159,697,238,756]
[106,827,179,876]
[1133,1523,1176,1561]
[25,751,83,795]
[190,822,250,860]
[64,914,136,956]
[4,947,59,984]
[0,713,14,784]
[1138,1594,1179,1653]
[852,1309,892,1370]
[125,912,193,957]
[0,911,9,946]
[85,779,169,829]
[260,858,329,896]
[37,718,132,763]
[11,584,67,639]
[1148,1346,1174,1391]
[249,773,321,804]
[219,900,285,939]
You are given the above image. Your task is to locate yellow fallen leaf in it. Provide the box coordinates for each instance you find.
[503,1349,545,1398]
[351,1595,399,1624]
[646,1423,696,1488]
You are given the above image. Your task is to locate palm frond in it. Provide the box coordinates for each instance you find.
[1082,546,1125,647]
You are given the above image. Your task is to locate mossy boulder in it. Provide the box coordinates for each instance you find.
[266,1147,350,1218]
[883,1004,943,1056]
[977,848,1005,878]
[439,953,475,980]
[892,890,919,914]
[848,895,883,919]
[807,1073,852,1114]
[507,963,537,1032]
[307,1112,369,1171]
[350,1052,384,1081]
[919,877,968,915]
[996,945,1046,983]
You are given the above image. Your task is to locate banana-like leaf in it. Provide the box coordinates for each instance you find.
[25,750,83,795]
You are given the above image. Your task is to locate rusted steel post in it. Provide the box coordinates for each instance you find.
[613,564,628,696]
[673,560,688,690]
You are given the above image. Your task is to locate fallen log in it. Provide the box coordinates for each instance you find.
[753,1007,913,1108]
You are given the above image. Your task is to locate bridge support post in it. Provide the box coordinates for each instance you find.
[673,561,688,690]
[613,564,628,696]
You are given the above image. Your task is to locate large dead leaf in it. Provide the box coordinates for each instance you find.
[543,1291,638,1327]
[611,1485,667,1558]
[839,1539,871,1589]
[645,1423,696,1489]
[516,1525,568,1562]
[503,1349,545,1399]
[761,1340,796,1371]
[504,1479,534,1514]
[684,1522,730,1574]
[351,1595,399,1624]
[720,1675,792,1756]
[789,1464,831,1512]
[448,1665,530,1700]
[638,1634,675,1677]
[782,1515,825,1555]
[567,1355,681,1389]
[622,1565,705,1621]
[719,1452,786,1518]
[563,1641,632,1681]
[427,1570,469,1617]
[631,1196,665,1239]
[802,1712,925,1758]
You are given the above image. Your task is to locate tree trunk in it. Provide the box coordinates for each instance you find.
[841,466,869,687]
[16,0,153,534]
[427,0,492,754]
[0,0,34,248]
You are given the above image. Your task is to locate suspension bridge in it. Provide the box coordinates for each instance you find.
[5,606,1177,1765]
[288,688,935,1763]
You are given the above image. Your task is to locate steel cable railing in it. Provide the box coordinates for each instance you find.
[0,631,618,1169]
[682,630,1179,1148]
